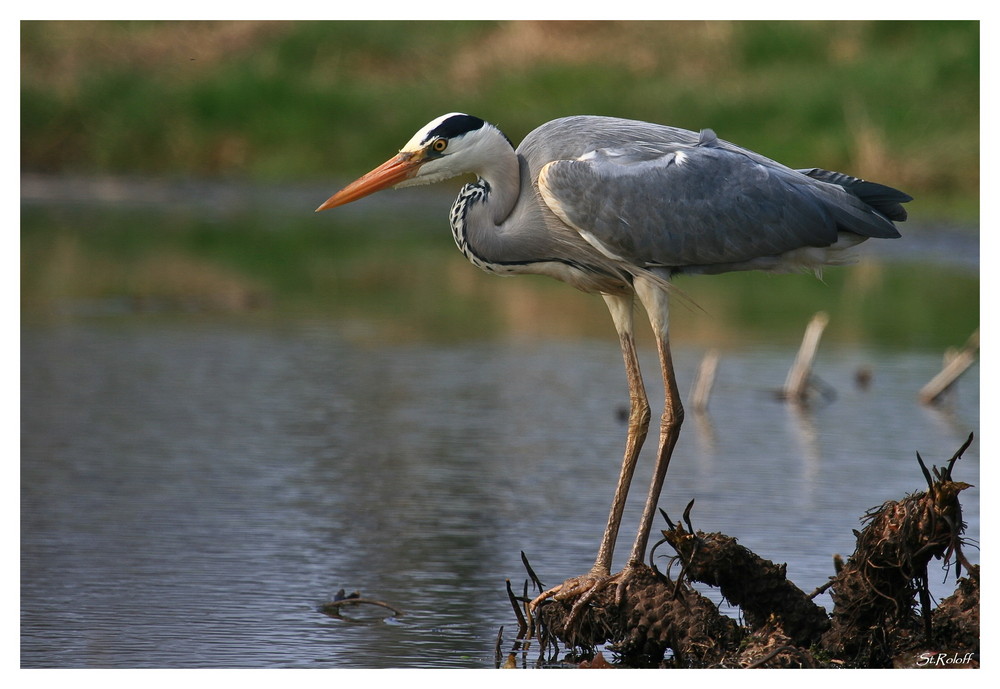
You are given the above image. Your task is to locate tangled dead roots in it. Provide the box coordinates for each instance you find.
[502,434,978,669]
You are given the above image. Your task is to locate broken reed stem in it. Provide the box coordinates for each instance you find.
[919,329,979,405]
[690,349,720,413]
[783,312,829,401]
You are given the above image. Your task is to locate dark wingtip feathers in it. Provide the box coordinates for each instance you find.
[799,167,911,222]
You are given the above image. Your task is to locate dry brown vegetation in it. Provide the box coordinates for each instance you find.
[504,435,978,668]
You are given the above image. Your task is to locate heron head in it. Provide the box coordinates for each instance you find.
[316,113,507,212]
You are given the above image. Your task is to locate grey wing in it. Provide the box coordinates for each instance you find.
[538,130,901,270]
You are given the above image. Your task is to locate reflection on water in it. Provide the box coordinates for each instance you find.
[21,321,979,668]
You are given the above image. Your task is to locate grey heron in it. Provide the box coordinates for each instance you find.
[316,113,910,610]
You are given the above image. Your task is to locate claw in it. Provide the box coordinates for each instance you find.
[565,582,605,625]
[528,563,648,631]
[528,571,606,621]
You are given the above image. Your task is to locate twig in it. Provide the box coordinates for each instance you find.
[945,431,975,480]
[807,578,835,600]
[919,330,978,405]
[918,567,933,645]
[520,551,544,592]
[659,506,674,527]
[690,349,720,413]
[782,312,829,402]
[505,579,528,637]
[682,498,697,534]
[319,598,402,618]
[746,645,800,669]
[915,451,935,493]
[494,626,503,668]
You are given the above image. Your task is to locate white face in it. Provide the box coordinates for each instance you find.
[315,114,504,212]
[394,113,502,188]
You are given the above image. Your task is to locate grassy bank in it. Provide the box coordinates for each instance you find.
[21,20,979,219]
[20,21,980,347]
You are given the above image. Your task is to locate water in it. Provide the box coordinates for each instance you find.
[20,319,980,668]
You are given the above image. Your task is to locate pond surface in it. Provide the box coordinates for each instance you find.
[21,319,979,668]
[20,175,981,668]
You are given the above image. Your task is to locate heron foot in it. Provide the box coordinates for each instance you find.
[528,562,644,630]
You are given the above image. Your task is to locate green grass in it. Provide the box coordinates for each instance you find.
[21,20,980,219]
[20,20,980,347]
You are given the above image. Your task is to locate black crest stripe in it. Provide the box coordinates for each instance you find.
[423,114,486,143]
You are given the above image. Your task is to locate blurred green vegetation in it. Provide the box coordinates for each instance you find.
[21,203,979,350]
[20,21,979,349]
[21,20,979,218]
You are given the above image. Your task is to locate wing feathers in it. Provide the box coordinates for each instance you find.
[798,167,911,222]
[539,139,902,270]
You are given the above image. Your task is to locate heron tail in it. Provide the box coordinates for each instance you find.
[798,167,912,222]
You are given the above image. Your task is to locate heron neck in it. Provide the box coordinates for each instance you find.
[474,137,521,227]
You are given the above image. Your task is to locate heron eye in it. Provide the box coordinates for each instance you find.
[432,138,448,153]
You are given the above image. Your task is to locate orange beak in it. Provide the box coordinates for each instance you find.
[315,152,425,212]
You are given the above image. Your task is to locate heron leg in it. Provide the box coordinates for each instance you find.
[628,276,684,566]
[593,292,651,575]
[527,281,683,631]
[526,293,650,613]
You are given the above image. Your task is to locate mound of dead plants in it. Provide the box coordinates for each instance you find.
[500,434,978,669]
